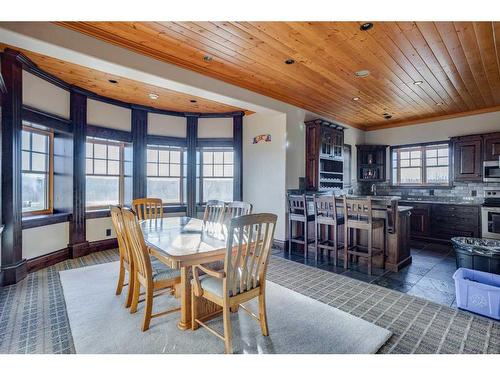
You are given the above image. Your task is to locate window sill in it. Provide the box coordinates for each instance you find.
[86,209,111,219]
[22,212,71,229]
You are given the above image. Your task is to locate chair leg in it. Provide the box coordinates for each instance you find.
[191,288,199,330]
[222,302,233,354]
[333,225,338,267]
[304,222,309,259]
[315,222,319,262]
[258,290,269,336]
[344,226,349,269]
[288,219,293,257]
[116,258,125,295]
[142,287,154,331]
[125,270,134,308]
[130,273,140,314]
[367,229,373,276]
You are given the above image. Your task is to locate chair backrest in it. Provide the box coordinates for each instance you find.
[343,196,373,224]
[313,194,338,220]
[110,205,132,264]
[132,198,163,220]
[121,208,153,283]
[202,200,226,238]
[224,201,253,220]
[287,194,308,217]
[224,213,277,297]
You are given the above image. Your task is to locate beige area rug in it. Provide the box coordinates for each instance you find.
[59,262,391,354]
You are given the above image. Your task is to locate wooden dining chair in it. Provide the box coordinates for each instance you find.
[121,208,181,331]
[132,198,163,220]
[202,200,226,238]
[110,205,135,308]
[313,194,344,264]
[191,213,277,354]
[221,201,253,240]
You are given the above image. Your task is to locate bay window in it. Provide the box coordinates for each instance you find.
[198,147,234,203]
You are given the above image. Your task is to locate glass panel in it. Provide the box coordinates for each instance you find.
[401,159,410,167]
[108,160,120,175]
[170,164,180,176]
[438,148,449,157]
[203,178,233,202]
[31,153,47,172]
[147,148,158,162]
[392,151,397,161]
[32,132,47,153]
[108,145,120,160]
[22,151,30,170]
[438,157,448,166]
[426,166,449,184]
[147,163,157,177]
[22,172,47,212]
[159,150,169,163]
[203,151,213,164]
[400,167,421,184]
[94,143,107,159]
[159,164,169,176]
[203,164,213,177]
[410,158,421,167]
[86,158,93,174]
[147,177,180,204]
[426,158,437,166]
[410,150,421,159]
[94,159,107,175]
[224,152,234,164]
[223,165,233,177]
[213,164,224,177]
[86,176,119,207]
[213,152,224,164]
[86,142,93,158]
[22,131,30,150]
[392,167,397,183]
[400,151,409,159]
[170,151,180,163]
[426,149,437,157]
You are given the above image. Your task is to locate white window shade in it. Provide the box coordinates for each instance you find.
[197,118,233,138]
[147,113,186,137]
[22,71,70,118]
[87,99,131,131]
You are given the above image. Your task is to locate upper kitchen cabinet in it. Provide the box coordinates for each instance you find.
[484,132,500,161]
[305,119,344,191]
[451,135,483,181]
[356,145,387,182]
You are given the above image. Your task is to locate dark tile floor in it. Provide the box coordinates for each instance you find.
[273,239,459,307]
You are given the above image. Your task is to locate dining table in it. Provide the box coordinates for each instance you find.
[140,216,228,330]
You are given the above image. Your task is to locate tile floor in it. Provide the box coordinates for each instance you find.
[274,240,460,308]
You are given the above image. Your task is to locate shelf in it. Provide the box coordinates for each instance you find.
[360,163,383,167]
[320,171,343,175]
[319,155,343,162]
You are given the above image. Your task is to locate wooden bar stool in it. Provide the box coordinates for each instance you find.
[343,197,385,275]
[287,194,315,258]
[313,194,344,264]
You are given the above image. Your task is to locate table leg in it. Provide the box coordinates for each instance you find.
[177,267,192,330]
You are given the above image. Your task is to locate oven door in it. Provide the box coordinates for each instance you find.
[482,207,500,239]
[483,161,500,182]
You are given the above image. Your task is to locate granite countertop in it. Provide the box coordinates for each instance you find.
[398,198,483,206]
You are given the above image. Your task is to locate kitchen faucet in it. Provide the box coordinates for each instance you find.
[371,183,377,196]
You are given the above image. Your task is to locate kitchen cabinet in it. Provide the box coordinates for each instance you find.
[409,204,430,237]
[451,135,483,181]
[484,132,500,161]
[356,145,387,182]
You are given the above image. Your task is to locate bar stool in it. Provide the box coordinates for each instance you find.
[343,197,385,275]
[313,194,344,264]
[287,194,315,258]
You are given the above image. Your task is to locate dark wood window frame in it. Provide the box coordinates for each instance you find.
[390,141,452,188]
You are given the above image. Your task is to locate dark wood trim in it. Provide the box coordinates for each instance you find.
[147,135,187,147]
[272,239,288,251]
[390,140,451,150]
[22,212,71,229]
[1,48,27,286]
[186,115,198,217]
[22,105,72,133]
[27,247,69,273]
[233,115,243,201]
[87,238,118,253]
[131,108,148,199]
[164,205,187,214]
[196,138,234,147]
[0,67,6,95]
[86,123,132,143]
[198,111,245,118]
[85,209,111,219]
[68,90,88,258]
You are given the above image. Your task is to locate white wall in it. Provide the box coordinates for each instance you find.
[86,217,116,242]
[148,113,186,137]
[87,99,132,131]
[243,113,287,241]
[22,222,69,259]
[198,117,233,138]
[22,70,70,118]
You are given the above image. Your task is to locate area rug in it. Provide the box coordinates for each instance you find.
[59,262,391,354]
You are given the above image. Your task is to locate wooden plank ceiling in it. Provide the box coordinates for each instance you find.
[0,44,247,114]
[57,21,500,130]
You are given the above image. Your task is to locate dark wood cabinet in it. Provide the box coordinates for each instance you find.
[484,132,500,161]
[452,135,483,181]
[356,145,387,182]
[409,204,430,237]
[305,119,344,191]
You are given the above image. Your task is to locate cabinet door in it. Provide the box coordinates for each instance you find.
[410,207,430,237]
[305,124,320,190]
[453,137,482,181]
[484,133,500,161]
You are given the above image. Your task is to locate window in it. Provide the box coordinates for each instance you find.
[147,145,185,204]
[198,147,234,203]
[86,138,124,209]
[22,126,53,214]
[392,143,450,186]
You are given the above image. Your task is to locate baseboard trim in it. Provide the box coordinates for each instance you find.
[88,238,118,254]
[273,239,288,251]
[0,259,28,286]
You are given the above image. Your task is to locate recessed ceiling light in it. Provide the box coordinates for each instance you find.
[384,114,393,120]
[148,93,159,100]
[436,102,444,106]
[413,80,424,85]
[355,70,370,78]
[285,59,295,65]
[190,99,197,103]
[108,79,118,84]
[352,97,360,101]
[203,55,213,62]
[360,23,374,31]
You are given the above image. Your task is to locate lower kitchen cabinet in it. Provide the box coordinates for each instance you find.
[400,201,481,242]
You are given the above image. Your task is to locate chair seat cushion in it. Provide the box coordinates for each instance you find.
[191,274,259,297]
[151,257,181,282]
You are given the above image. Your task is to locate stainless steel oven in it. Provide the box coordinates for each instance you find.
[483,160,500,182]
[482,188,500,239]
